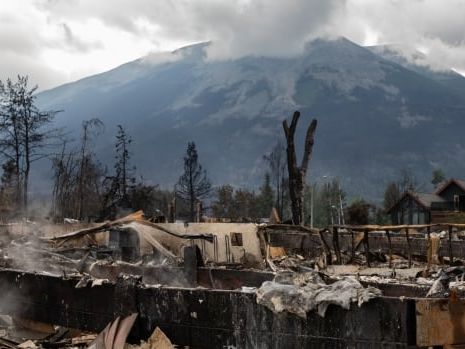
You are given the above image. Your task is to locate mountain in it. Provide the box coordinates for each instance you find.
[367,44,465,99]
[35,37,465,201]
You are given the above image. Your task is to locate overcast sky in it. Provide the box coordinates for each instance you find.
[1,0,465,90]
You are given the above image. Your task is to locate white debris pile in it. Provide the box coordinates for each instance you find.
[256,270,382,318]
[426,266,465,297]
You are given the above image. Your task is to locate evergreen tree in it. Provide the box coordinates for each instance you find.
[431,168,446,187]
[257,173,274,218]
[212,185,235,219]
[232,189,257,221]
[176,142,211,221]
[114,125,134,199]
[103,125,135,210]
[346,199,370,225]
[77,118,104,219]
[129,183,171,218]
[383,182,400,211]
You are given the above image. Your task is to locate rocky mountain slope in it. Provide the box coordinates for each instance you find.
[36,38,465,201]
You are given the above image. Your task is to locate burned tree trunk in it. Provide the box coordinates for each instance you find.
[282,111,317,225]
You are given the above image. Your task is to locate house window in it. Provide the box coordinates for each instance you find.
[230,232,243,246]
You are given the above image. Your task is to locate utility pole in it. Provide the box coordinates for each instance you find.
[339,184,345,225]
[323,175,345,226]
[327,182,334,226]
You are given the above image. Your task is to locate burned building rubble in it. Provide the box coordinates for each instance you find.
[2,212,465,347]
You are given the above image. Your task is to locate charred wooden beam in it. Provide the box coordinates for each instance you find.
[334,223,465,231]
[426,226,432,273]
[405,228,412,268]
[449,225,454,265]
[265,231,322,249]
[260,224,319,234]
[319,229,332,265]
[363,230,370,267]
[350,229,355,260]
[385,230,392,268]
[265,229,465,263]
[333,227,341,264]
[48,211,214,245]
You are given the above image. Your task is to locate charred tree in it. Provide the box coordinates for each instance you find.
[51,141,78,220]
[263,141,287,219]
[0,160,19,218]
[104,125,135,206]
[77,118,104,219]
[176,142,211,222]
[282,111,317,225]
[114,125,134,200]
[0,76,60,217]
[51,135,105,222]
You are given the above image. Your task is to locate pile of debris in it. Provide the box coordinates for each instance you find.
[0,313,175,349]
[4,212,465,347]
[89,314,174,349]
[256,270,382,318]
[0,316,97,349]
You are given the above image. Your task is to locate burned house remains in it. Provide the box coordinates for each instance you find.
[1,209,465,347]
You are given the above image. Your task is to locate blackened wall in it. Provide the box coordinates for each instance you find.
[0,270,414,349]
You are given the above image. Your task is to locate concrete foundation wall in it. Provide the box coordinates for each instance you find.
[0,270,414,349]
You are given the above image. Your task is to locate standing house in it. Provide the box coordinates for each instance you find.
[387,192,443,224]
[434,178,465,211]
[387,179,465,224]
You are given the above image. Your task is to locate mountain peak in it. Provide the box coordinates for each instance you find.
[36,38,465,201]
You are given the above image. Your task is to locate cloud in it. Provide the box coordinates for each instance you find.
[0,0,189,90]
[1,0,465,89]
[163,0,344,59]
[332,0,465,72]
[0,2,66,88]
[37,0,343,59]
[61,23,103,53]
